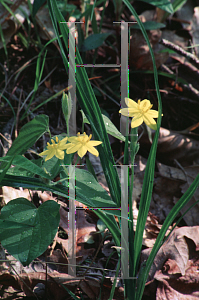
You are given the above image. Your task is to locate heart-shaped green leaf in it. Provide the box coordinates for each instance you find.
[0,198,60,266]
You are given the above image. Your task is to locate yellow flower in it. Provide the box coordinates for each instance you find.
[65,132,102,158]
[39,136,68,161]
[119,98,162,130]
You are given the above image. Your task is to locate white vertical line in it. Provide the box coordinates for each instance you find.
[120,22,129,136]
[68,164,76,277]
[121,165,129,279]
[68,22,76,136]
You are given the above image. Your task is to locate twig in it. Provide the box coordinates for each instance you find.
[160,39,199,69]
[160,64,199,102]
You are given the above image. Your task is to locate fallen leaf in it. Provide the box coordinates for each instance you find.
[139,127,199,166]
[155,258,199,300]
[141,226,199,283]
[1,186,31,204]
[129,28,168,70]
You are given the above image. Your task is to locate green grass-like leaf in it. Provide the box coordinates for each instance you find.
[47,0,121,208]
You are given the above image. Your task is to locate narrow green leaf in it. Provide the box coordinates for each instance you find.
[122,2,163,299]
[94,209,120,246]
[61,285,80,300]
[48,0,121,207]
[136,173,199,298]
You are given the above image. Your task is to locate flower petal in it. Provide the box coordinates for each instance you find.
[86,144,99,157]
[146,109,159,118]
[78,145,87,158]
[59,137,68,145]
[143,114,156,125]
[87,141,102,147]
[55,149,65,160]
[68,136,79,143]
[119,108,139,117]
[39,150,50,156]
[66,144,82,154]
[125,97,138,109]
[45,151,56,161]
[143,114,157,130]
[131,116,144,128]
[58,143,70,150]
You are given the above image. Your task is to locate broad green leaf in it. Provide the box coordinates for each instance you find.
[41,156,61,180]
[97,219,107,232]
[0,156,51,180]
[1,174,130,219]
[131,21,165,30]
[0,198,60,266]
[138,0,173,13]
[80,110,126,142]
[3,115,49,158]
[2,172,116,208]
[61,167,117,208]
[32,0,46,17]
[163,0,187,20]
[80,32,111,51]
[0,156,15,184]
[172,0,187,13]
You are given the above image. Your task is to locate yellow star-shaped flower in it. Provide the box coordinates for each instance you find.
[39,136,68,161]
[65,132,102,158]
[119,98,162,130]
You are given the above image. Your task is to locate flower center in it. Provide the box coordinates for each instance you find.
[77,132,92,144]
[47,137,60,149]
[138,100,153,114]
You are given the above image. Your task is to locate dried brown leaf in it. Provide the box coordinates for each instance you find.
[142,226,199,282]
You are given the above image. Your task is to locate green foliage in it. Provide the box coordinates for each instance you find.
[138,0,173,13]
[131,21,165,30]
[0,155,51,179]
[172,0,187,13]
[47,0,121,208]
[0,1,198,300]
[0,198,60,266]
[62,92,73,135]
[162,0,187,20]
[80,110,127,143]
[80,32,111,51]
[1,169,118,210]
[32,0,46,17]
[1,115,49,160]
